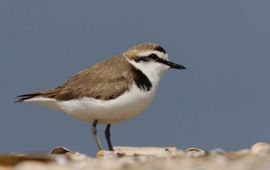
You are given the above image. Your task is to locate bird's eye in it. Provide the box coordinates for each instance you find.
[148,54,158,60]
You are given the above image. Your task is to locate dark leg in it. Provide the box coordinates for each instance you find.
[105,124,114,151]
[91,120,103,150]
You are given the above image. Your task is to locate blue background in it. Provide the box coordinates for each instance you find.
[1,0,270,155]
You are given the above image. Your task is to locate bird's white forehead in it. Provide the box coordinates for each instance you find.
[137,50,169,61]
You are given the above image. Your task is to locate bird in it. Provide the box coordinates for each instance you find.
[16,43,186,151]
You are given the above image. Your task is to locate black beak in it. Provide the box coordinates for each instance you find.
[157,58,186,69]
[166,61,186,69]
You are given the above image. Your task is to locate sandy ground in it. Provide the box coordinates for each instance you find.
[0,142,270,170]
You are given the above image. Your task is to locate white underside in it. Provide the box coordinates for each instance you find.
[24,83,157,124]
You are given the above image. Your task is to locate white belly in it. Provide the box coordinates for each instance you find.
[25,84,157,124]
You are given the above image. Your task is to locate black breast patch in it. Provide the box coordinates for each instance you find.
[131,67,152,91]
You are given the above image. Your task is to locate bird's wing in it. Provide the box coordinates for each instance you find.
[17,56,134,102]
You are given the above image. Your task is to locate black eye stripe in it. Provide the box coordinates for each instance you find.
[134,56,151,62]
[134,54,159,62]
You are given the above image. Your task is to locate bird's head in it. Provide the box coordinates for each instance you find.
[123,43,185,82]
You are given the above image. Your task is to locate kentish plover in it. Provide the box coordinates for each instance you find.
[16,43,186,151]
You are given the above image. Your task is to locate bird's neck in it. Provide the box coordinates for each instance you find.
[125,58,165,87]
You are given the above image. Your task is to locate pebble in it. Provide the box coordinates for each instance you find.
[185,147,206,157]
[251,142,270,154]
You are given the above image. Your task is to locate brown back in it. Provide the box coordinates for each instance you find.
[34,56,134,101]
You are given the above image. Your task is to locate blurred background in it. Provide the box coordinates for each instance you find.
[0,0,269,155]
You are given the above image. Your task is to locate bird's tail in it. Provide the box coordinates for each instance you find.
[15,92,42,103]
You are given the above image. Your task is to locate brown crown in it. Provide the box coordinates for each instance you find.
[123,43,162,60]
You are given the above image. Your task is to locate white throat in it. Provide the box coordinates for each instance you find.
[125,55,169,87]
